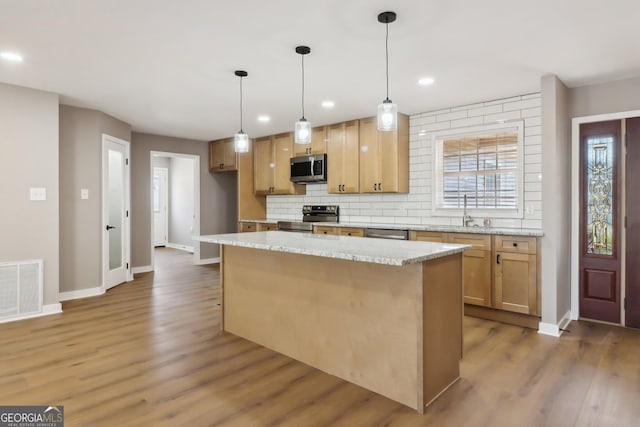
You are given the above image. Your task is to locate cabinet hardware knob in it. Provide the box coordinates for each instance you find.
[513,242,518,247]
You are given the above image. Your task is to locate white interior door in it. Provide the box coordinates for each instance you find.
[153,167,168,247]
[102,135,130,290]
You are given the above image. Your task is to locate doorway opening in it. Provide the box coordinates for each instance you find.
[150,152,201,270]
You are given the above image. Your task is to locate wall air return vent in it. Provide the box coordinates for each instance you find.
[0,260,43,321]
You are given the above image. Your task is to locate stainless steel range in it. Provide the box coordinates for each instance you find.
[277,205,339,233]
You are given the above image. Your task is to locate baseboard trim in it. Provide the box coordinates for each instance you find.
[166,243,194,253]
[196,257,220,265]
[0,303,63,324]
[132,265,153,275]
[59,287,105,302]
[538,311,571,337]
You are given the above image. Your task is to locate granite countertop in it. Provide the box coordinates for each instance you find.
[238,218,543,237]
[195,231,469,266]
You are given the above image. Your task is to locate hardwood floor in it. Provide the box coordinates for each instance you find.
[1,247,639,426]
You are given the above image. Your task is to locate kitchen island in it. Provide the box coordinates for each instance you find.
[195,231,468,413]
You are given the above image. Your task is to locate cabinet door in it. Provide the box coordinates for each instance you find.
[239,222,257,232]
[314,226,337,235]
[342,120,360,193]
[359,117,379,193]
[327,123,345,193]
[222,139,237,171]
[272,133,294,194]
[294,126,326,155]
[338,227,364,237]
[462,250,492,307]
[254,137,274,195]
[209,140,225,172]
[495,252,537,314]
[379,113,409,193]
[409,231,447,242]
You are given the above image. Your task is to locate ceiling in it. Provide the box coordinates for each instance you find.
[1,0,639,141]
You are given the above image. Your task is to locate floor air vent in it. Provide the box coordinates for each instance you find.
[0,260,43,321]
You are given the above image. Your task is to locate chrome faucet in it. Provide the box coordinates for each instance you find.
[463,195,473,227]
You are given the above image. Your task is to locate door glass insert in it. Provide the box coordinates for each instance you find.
[108,149,123,270]
[586,136,614,256]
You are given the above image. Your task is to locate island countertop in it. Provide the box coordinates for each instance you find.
[195,231,469,266]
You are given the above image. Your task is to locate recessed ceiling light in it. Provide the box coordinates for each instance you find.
[418,77,434,86]
[1,51,23,62]
[257,115,270,123]
[321,100,335,108]
[418,130,427,136]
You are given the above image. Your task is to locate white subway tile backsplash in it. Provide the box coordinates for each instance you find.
[266,93,542,232]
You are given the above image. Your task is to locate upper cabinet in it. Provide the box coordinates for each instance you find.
[209,138,237,172]
[294,126,327,156]
[327,120,360,194]
[359,114,409,193]
[254,133,305,196]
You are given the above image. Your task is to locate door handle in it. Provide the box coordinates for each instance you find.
[106,225,116,231]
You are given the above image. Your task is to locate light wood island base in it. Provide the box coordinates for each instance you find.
[220,245,463,413]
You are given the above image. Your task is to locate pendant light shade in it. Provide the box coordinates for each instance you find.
[294,45,312,144]
[377,11,398,132]
[234,70,249,153]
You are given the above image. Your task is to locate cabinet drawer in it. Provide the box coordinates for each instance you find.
[239,222,257,232]
[338,227,364,237]
[494,236,537,254]
[409,231,447,242]
[257,223,277,232]
[314,226,337,235]
[447,233,492,251]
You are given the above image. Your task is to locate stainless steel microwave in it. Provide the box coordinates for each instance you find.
[290,154,327,183]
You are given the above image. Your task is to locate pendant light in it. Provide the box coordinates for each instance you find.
[233,70,249,153]
[294,45,312,144]
[377,11,398,132]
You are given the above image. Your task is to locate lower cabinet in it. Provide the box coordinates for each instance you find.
[410,231,539,316]
[494,236,538,315]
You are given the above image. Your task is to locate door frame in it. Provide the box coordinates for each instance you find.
[153,167,169,247]
[571,109,640,323]
[101,134,132,290]
[149,151,201,269]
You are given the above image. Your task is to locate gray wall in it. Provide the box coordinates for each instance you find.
[168,157,195,248]
[131,132,237,268]
[0,82,59,305]
[59,105,131,292]
[540,75,572,327]
[569,76,640,118]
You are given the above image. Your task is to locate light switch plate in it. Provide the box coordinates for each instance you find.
[30,187,46,201]
[81,189,89,200]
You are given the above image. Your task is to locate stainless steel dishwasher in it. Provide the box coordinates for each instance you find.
[364,228,409,240]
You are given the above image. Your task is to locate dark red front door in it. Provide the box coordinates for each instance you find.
[579,120,621,323]
[625,117,640,328]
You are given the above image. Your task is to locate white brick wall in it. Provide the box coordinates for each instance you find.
[267,93,542,229]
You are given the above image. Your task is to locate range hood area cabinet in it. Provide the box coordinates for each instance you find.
[254,133,306,195]
[294,126,327,156]
[209,138,238,172]
[327,120,360,194]
[359,114,409,193]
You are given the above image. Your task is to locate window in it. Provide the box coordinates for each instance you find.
[433,122,524,217]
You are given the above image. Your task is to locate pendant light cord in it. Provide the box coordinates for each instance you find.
[239,76,243,132]
[385,21,389,101]
[301,54,306,119]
